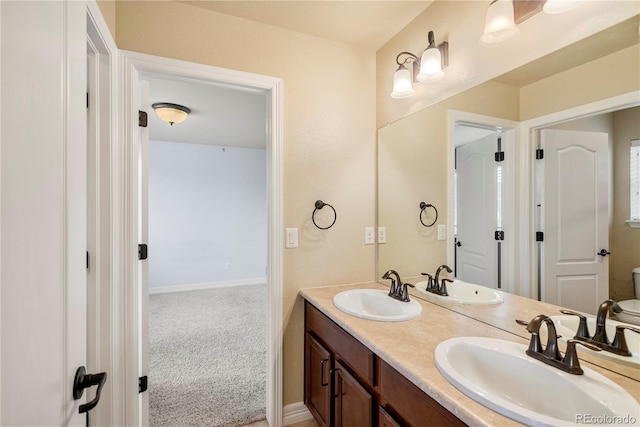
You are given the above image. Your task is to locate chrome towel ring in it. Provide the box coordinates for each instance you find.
[312,200,337,230]
[419,202,438,227]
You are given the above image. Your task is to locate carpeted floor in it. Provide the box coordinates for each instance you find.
[149,284,267,427]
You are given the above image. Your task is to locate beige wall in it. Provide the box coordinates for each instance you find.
[376,1,639,128]
[611,107,640,301]
[115,1,377,405]
[96,0,116,40]
[520,45,640,120]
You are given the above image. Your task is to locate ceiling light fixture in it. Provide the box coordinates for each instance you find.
[152,102,191,126]
[390,31,449,99]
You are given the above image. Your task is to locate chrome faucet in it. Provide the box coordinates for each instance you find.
[561,300,639,357]
[381,269,412,302]
[517,314,601,375]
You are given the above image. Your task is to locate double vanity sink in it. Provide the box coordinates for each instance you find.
[303,282,640,427]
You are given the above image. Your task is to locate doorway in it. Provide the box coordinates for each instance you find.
[534,107,640,314]
[448,111,518,294]
[519,91,640,307]
[121,51,283,426]
[145,76,268,426]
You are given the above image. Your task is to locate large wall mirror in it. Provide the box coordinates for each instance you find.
[377,16,639,378]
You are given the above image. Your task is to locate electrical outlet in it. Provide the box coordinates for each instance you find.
[378,227,386,244]
[286,228,298,248]
[437,224,446,241]
[365,227,375,244]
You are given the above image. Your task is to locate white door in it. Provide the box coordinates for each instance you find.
[456,135,498,288]
[1,1,89,425]
[541,129,609,314]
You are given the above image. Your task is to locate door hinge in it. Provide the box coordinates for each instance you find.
[139,376,148,393]
[86,251,90,270]
[495,230,505,241]
[495,151,505,162]
[138,244,148,260]
[536,231,544,242]
[536,148,544,159]
[138,110,148,128]
[86,92,89,109]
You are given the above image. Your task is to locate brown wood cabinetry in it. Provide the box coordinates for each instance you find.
[304,301,467,427]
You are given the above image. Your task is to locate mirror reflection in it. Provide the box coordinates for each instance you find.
[377,16,639,378]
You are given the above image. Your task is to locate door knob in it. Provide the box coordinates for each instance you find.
[73,366,107,414]
[597,249,611,256]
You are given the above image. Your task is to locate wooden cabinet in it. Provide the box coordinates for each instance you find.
[378,407,402,427]
[305,334,331,427]
[304,301,466,427]
[334,360,372,427]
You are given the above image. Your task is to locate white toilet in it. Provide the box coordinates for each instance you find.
[616,267,640,326]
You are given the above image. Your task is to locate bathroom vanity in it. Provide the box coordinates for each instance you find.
[301,283,640,427]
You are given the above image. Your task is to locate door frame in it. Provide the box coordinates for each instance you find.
[86,2,121,425]
[518,90,640,300]
[120,50,284,426]
[447,110,519,294]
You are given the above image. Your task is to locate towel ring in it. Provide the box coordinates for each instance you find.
[312,200,337,230]
[419,202,438,227]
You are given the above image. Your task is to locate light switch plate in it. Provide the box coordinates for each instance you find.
[365,227,375,245]
[437,224,446,241]
[378,227,386,244]
[286,228,298,248]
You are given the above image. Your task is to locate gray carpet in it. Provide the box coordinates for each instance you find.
[149,284,267,427]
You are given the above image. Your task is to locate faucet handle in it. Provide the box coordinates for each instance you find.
[562,339,602,375]
[421,273,434,291]
[440,278,453,297]
[611,325,640,356]
[559,309,591,339]
[517,319,544,353]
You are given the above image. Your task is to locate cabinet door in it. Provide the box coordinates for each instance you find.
[305,333,332,427]
[379,407,402,427]
[334,360,372,427]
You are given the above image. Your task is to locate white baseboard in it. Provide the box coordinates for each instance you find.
[283,402,313,426]
[148,278,266,294]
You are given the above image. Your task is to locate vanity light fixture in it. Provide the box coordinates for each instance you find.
[152,102,191,126]
[542,0,586,14]
[480,0,519,45]
[481,0,587,45]
[390,31,449,99]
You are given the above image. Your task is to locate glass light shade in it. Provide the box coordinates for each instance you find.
[152,103,190,125]
[480,0,519,46]
[543,0,586,14]
[390,66,415,99]
[416,47,444,83]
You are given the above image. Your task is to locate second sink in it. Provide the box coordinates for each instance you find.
[414,279,503,305]
[333,289,422,322]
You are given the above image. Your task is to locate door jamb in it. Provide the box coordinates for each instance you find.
[517,91,640,300]
[86,2,121,425]
[120,50,284,426]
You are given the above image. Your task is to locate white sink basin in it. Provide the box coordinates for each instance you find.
[548,315,640,368]
[414,279,503,305]
[333,289,422,322]
[435,337,639,426]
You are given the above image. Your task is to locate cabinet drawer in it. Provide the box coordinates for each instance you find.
[379,360,466,427]
[378,406,402,427]
[305,302,375,388]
